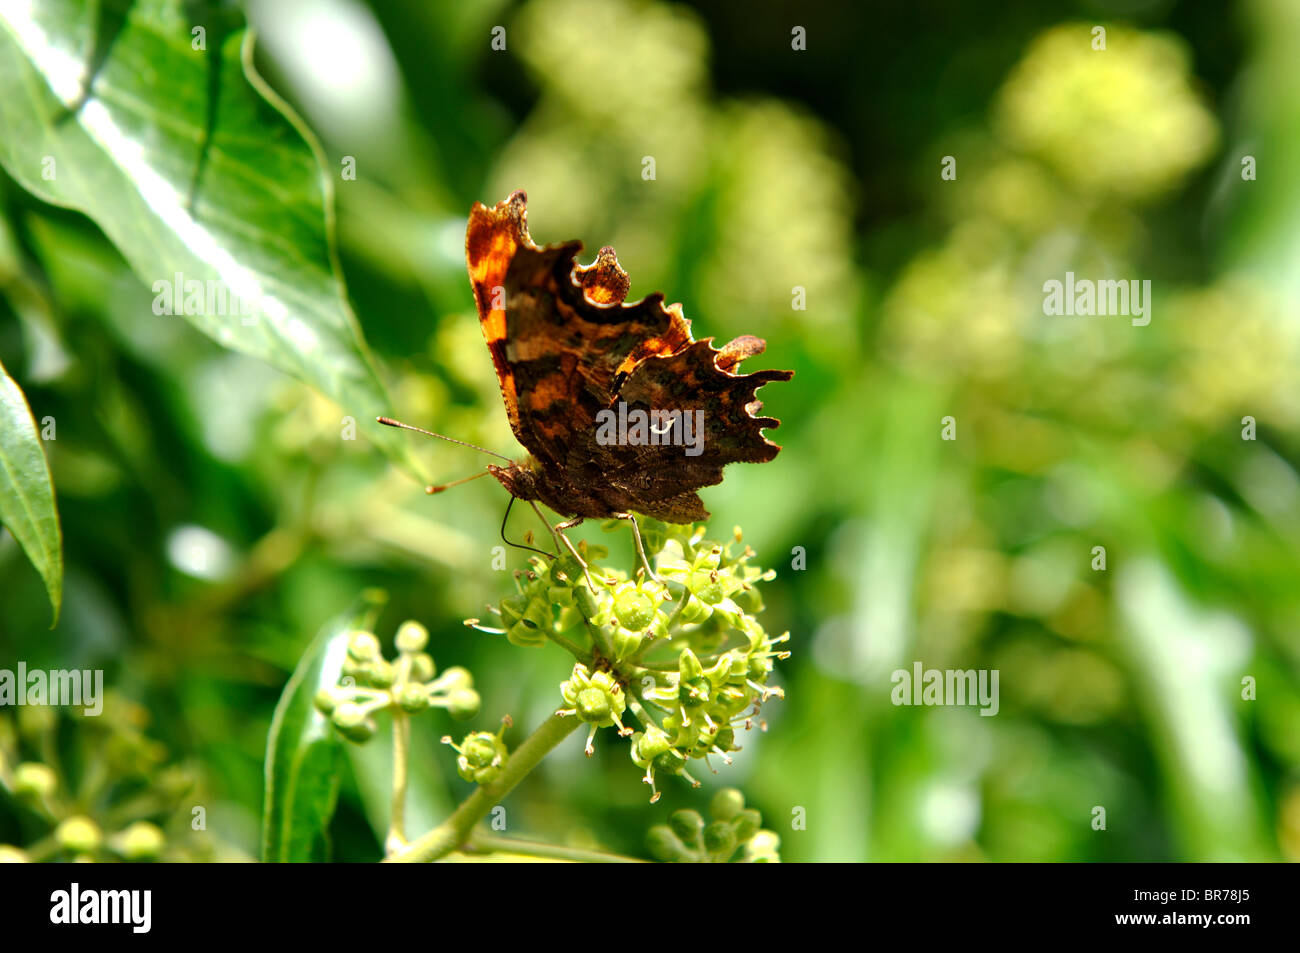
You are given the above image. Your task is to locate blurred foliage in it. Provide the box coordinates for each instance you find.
[1,0,1298,862]
[0,696,244,861]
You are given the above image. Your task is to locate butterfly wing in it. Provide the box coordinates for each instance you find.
[466,191,792,520]
[592,338,793,521]
[466,191,690,467]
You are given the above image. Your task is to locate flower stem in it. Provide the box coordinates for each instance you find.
[546,627,592,662]
[464,832,645,863]
[384,710,410,854]
[384,712,578,863]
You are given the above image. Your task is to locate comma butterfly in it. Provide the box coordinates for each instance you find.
[381,191,792,581]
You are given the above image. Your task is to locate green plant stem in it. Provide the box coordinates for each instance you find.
[384,712,578,863]
[464,832,645,863]
[385,710,410,854]
[546,628,592,662]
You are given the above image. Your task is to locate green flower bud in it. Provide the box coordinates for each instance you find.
[611,628,645,660]
[317,686,348,712]
[118,821,165,861]
[447,689,481,720]
[13,762,56,800]
[438,666,472,691]
[547,586,576,608]
[613,586,656,632]
[662,712,698,748]
[547,556,573,584]
[646,825,692,862]
[734,586,764,613]
[365,659,396,688]
[347,630,381,662]
[733,808,762,843]
[501,594,552,647]
[695,548,723,572]
[678,648,704,682]
[710,605,746,632]
[711,724,736,754]
[713,686,750,718]
[576,687,613,723]
[333,702,366,726]
[710,788,745,822]
[397,684,430,713]
[409,652,436,683]
[521,596,553,631]
[631,726,672,767]
[677,593,714,624]
[668,809,705,847]
[688,569,726,604]
[395,621,429,653]
[57,816,102,854]
[455,730,508,785]
[331,703,376,743]
[505,619,548,648]
[561,667,626,727]
[461,733,499,765]
[313,688,338,715]
[499,593,530,627]
[705,652,744,688]
[680,676,710,709]
[703,820,737,857]
[652,747,687,776]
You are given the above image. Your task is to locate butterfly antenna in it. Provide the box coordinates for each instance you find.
[376,416,513,463]
[426,470,493,494]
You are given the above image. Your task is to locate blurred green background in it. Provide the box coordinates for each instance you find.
[2,0,1299,862]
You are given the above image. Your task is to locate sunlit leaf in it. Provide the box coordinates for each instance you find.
[0,0,421,476]
[262,591,385,862]
[0,356,61,624]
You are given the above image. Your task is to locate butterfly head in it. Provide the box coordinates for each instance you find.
[487,460,541,503]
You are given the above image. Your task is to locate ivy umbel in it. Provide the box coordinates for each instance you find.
[316,519,789,862]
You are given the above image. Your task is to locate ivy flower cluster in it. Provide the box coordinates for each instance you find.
[315,622,481,742]
[0,696,207,862]
[443,716,512,785]
[470,520,790,802]
[646,787,781,863]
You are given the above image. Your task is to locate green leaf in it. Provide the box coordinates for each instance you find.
[0,356,62,625]
[346,713,453,849]
[0,0,422,476]
[262,590,386,862]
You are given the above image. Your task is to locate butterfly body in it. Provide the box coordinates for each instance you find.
[466,191,793,525]
[483,458,616,520]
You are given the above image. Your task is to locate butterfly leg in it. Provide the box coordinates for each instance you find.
[554,517,606,591]
[614,512,661,583]
[527,502,600,591]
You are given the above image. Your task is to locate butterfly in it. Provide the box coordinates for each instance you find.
[381,191,793,582]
